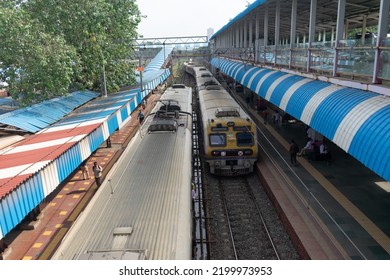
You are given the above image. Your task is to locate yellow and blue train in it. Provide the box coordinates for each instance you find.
[188,65,258,176]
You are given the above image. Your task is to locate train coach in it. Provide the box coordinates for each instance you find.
[52,84,194,260]
[192,66,258,176]
[184,59,196,76]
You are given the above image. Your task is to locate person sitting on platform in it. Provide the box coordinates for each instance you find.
[297,138,314,157]
[318,142,332,164]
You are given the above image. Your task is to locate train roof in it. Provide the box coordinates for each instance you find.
[52,86,193,260]
[198,85,250,121]
[193,66,252,123]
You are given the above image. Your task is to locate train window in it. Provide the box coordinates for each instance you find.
[236,133,253,146]
[209,134,226,146]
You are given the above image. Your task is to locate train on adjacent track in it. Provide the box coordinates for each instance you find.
[185,62,258,176]
[52,84,194,260]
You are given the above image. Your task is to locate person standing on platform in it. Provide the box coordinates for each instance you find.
[273,111,280,126]
[138,109,145,124]
[80,161,90,180]
[289,140,299,166]
[262,109,269,124]
[245,95,251,108]
[92,162,103,187]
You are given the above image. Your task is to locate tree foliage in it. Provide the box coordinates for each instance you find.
[0,7,77,105]
[0,0,141,105]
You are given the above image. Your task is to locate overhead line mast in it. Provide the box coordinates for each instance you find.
[135,36,209,47]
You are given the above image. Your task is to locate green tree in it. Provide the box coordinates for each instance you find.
[0,6,77,105]
[24,0,141,93]
[0,0,141,105]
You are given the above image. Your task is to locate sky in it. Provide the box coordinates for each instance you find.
[136,0,255,38]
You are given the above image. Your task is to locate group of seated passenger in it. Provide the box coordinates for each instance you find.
[297,138,332,163]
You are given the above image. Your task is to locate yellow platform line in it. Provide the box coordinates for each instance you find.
[38,227,68,260]
[67,183,96,222]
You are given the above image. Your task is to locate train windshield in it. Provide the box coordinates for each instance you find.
[236,133,254,146]
[209,134,226,146]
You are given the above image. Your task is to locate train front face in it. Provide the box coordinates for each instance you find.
[204,118,258,176]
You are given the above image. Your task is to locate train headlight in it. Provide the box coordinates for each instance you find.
[211,151,220,156]
[244,150,253,155]
[238,151,243,156]
[221,151,226,156]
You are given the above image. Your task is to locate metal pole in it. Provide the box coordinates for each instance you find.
[100,48,107,97]
[163,41,166,68]
[102,62,107,97]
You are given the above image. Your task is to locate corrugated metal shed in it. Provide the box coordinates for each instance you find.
[0,97,14,106]
[0,91,98,133]
[0,89,139,239]
[212,57,390,182]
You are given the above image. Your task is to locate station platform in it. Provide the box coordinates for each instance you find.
[238,91,390,260]
[1,91,163,260]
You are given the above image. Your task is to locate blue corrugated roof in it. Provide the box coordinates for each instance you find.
[269,75,306,106]
[0,97,14,106]
[0,91,98,133]
[135,46,174,84]
[310,88,374,139]
[144,46,173,71]
[54,89,139,127]
[137,69,168,85]
[286,81,330,118]
[211,57,390,182]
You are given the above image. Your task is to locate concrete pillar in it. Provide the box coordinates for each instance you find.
[289,0,297,68]
[332,0,346,76]
[373,0,390,83]
[307,0,317,72]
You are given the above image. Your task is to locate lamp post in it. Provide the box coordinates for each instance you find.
[138,56,144,95]
[163,41,166,68]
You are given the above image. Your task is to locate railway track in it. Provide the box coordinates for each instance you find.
[206,172,300,260]
[220,175,279,259]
